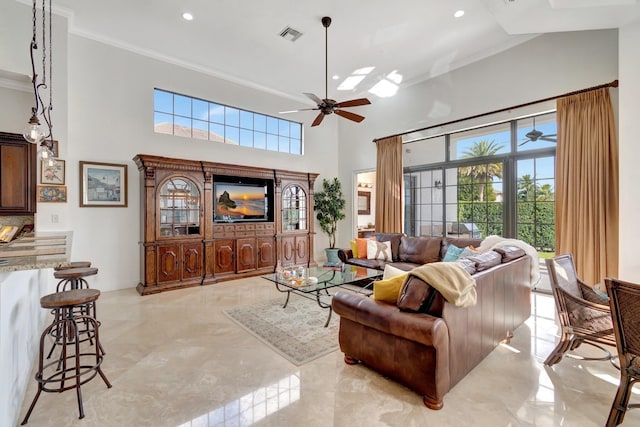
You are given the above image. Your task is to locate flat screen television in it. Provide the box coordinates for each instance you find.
[213,179,273,222]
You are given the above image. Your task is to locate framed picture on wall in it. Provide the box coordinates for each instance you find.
[38,185,67,202]
[41,159,65,185]
[357,191,371,215]
[79,161,128,207]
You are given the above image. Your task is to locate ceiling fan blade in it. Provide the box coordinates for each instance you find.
[335,98,371,108]
[519,139,531,147]
[279,108,318,114]
[540,137,557,142]
[304,93,324,106]
[335,109,365,123]
[311,112,325,127]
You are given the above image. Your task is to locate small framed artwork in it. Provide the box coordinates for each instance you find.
[80,161,128,207]
[38,185,67,202]
[41,159,65,185]
[357,191,371,215]
[50,140,59,157]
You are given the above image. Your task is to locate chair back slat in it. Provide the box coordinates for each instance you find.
[546,254,582,299]
[606,277,640,358]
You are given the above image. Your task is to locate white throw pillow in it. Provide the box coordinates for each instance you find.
[383,264,406,280]
[367,239,392,261]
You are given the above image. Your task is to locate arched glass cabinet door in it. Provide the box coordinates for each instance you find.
[158,177,201,237]
[282,184,307,231]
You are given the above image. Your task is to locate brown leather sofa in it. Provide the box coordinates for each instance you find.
[332,248,532,410]
[338,233,482,271]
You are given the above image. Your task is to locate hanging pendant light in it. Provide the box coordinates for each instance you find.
[23,0,55,160]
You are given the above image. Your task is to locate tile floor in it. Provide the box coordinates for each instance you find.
[17,278,639,426]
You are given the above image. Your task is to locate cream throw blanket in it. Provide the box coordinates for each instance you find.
[408,262,477,308]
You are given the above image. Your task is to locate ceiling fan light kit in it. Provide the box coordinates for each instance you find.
[281,16,371,127]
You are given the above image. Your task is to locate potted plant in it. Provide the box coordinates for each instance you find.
[314,177,346,265]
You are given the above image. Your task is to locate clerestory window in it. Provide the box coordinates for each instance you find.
[153,89,303,155]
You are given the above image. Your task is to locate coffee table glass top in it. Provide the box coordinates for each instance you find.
[261,265,382,293]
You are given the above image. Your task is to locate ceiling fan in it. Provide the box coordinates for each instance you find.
[280,16,371,127]
[519,117,557,146]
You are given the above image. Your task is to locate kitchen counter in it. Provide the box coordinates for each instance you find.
[0,231,72,426]
[0,232,72,273]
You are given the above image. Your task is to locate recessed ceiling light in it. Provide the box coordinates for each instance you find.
[454,10,465,18]
[332,75,340,80]
[182,12,194,21]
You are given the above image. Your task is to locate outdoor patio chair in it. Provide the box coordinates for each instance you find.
[604,277,640,427]
[544,254,615,366]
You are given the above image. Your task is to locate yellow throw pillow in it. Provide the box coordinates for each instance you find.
[373,273,408,303]
[350,240,358,258]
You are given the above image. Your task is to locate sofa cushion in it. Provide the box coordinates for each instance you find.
[440,237,483,260]
[442,244,464,262]
[375,233,403,261]
[493,245,526,262]
[350,240,358,258]
[399,236,442,265]
[388,262,419,271]
[373,274,407,303]
[367,239,392,261]
[455,258,477,275]
[355,237,372,259]
[466,250,502,272]
[396,275,437,313]
[383,264,407,279]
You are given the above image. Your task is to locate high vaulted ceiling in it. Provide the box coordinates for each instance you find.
[42,0,640,107]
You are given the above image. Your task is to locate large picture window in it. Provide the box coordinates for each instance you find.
[153,89,303,155]
[403,112,556,255]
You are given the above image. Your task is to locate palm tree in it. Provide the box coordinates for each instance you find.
[536,183,554,201]
[517,174,536,201]
[459,140,504,202]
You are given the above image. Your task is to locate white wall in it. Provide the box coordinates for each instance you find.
[336,29,619,250]
[618,21,640,282]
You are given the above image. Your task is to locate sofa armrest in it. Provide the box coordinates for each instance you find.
[337,248,353,263]
[332,291,448,347]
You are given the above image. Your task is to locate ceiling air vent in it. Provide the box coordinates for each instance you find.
[279,26,303,42]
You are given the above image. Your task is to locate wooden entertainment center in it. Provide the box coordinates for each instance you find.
[134,154,318,295]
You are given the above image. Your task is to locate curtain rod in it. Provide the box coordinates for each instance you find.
[373,79,619,143]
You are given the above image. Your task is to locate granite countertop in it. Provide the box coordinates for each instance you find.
[0,232,72,273]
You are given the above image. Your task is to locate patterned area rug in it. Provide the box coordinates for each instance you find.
[224,296,340,366]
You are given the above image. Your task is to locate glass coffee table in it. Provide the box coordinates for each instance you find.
[261,265,382,327]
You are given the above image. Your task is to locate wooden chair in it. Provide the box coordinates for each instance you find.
[544,254,615,366]
[604,277,640,427]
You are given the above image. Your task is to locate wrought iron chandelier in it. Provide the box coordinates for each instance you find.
[23,0,55,161]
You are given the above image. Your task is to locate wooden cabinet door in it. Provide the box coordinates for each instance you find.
[281,236,296,265]
[257,237,275,269]
[214,239,235,274]
[0,134,36,214]
[295,235,309,265]
[236,238,256,273]
[182,242,202,280]
[158,244,180,283]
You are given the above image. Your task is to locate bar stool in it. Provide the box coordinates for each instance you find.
[48,267,102,358]
[55,261,92,271]
[21,289,112,424]
[54,266,98,292]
